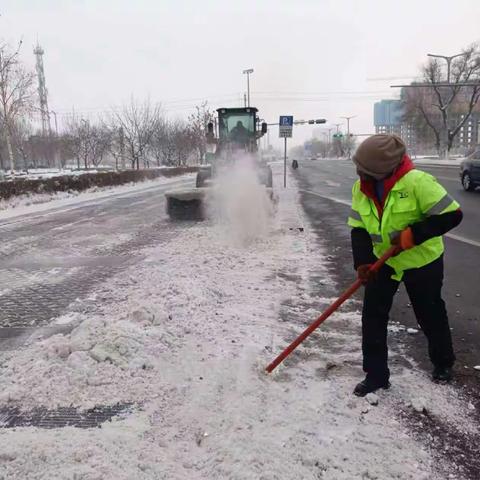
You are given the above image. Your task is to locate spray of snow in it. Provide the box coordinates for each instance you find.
[207,155,273,246]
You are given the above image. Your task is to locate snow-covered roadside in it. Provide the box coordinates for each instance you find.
[0,173,195,221]
[413,158,463,167]
[0,168,473,479]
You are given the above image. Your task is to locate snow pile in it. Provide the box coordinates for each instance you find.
[0,413,177,480]
[207,155,273,245]
[0,166,471,479]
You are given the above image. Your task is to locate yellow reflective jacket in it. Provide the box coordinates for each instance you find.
[348,165,459,280]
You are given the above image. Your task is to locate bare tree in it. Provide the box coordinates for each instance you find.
[89,125,112,167]
[403,43,480,156]
[105,125,124,170]
[11,117,33,168]
[402,88,441,153]
[56,134,75,168]
[66,117,112,169]
[188,102,215,164]
[0,41,36,171]
[170,120,195,166]
[149,118,173,166]
[110,98,162,169]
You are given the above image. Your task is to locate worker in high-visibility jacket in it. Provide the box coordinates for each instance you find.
[348,134,463,397]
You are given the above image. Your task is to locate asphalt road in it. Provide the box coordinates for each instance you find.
[293,159,480,392]
[0,178,191,348]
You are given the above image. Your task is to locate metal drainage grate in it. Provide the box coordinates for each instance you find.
[0,403,133,429]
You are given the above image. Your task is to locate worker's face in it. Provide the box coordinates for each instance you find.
[356,168,393,182]
[356,168,376,182]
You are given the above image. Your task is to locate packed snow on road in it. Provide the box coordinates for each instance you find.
[0,167,475,479]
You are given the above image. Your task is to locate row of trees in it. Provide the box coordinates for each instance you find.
[60,101,214,171]
[0,39,215,172]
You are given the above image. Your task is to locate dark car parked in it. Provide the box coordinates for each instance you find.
[460,150,480,191]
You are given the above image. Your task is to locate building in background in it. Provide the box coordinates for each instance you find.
[373,99,403,135]
[374,99,416,149]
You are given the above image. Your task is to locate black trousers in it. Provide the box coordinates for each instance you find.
[362,255,455,382]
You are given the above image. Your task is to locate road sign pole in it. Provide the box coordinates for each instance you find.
[279,115,293,187]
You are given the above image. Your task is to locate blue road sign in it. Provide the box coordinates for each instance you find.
[279,115,294,138]
[279,116,293,127]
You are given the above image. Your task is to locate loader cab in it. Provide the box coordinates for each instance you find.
[217,107,258,149]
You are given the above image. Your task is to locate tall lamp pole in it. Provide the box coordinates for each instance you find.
[427,52,467,83]
[50,110,59,169]
[341,115,356,160]
[427,52,468,158]
[341,115,356,137]
[242,68,254,107]
[49,110,58,136]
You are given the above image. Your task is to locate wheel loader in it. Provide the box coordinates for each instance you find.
[165,107,273,219]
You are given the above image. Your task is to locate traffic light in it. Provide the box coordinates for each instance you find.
[315,119,327,124]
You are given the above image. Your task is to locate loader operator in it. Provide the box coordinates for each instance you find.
[347,134,463,397]
[230,120,250,148]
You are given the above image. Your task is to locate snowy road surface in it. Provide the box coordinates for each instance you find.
[0,167,478,479]
[0,176,192,338]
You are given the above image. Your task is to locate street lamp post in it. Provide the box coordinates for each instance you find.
[50,110,58,136]
[427,52,468,83]
[341,115,356,160]
[50,110,60,169]
[341,115,356,136]
[332,124,343,158]
[242,68,254,107]
[327,127,334,145]
[427,52,468,158]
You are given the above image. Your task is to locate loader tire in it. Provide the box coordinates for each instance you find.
[167,196,204,221]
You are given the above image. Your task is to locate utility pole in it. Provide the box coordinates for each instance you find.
[341,116,356,136]
[50,110,59,169]
[50,110,58,136]
[332,123,342,158]
[243,93,247,107]
[341,115,356,160]
[327,127,334,145]
[242,68,254,107]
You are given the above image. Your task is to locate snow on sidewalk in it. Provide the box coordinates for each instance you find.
[0,168,473,479]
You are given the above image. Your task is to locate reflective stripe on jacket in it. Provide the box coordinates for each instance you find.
[348,169,459,280]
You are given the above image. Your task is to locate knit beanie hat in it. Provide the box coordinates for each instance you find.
[353,134,406,180]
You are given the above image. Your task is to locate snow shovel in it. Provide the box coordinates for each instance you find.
[265,246,398,373]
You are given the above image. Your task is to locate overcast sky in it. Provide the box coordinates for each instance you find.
[2,0,480,147]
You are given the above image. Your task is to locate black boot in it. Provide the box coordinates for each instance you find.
[353,377,390,397]
[432,366,452,382]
